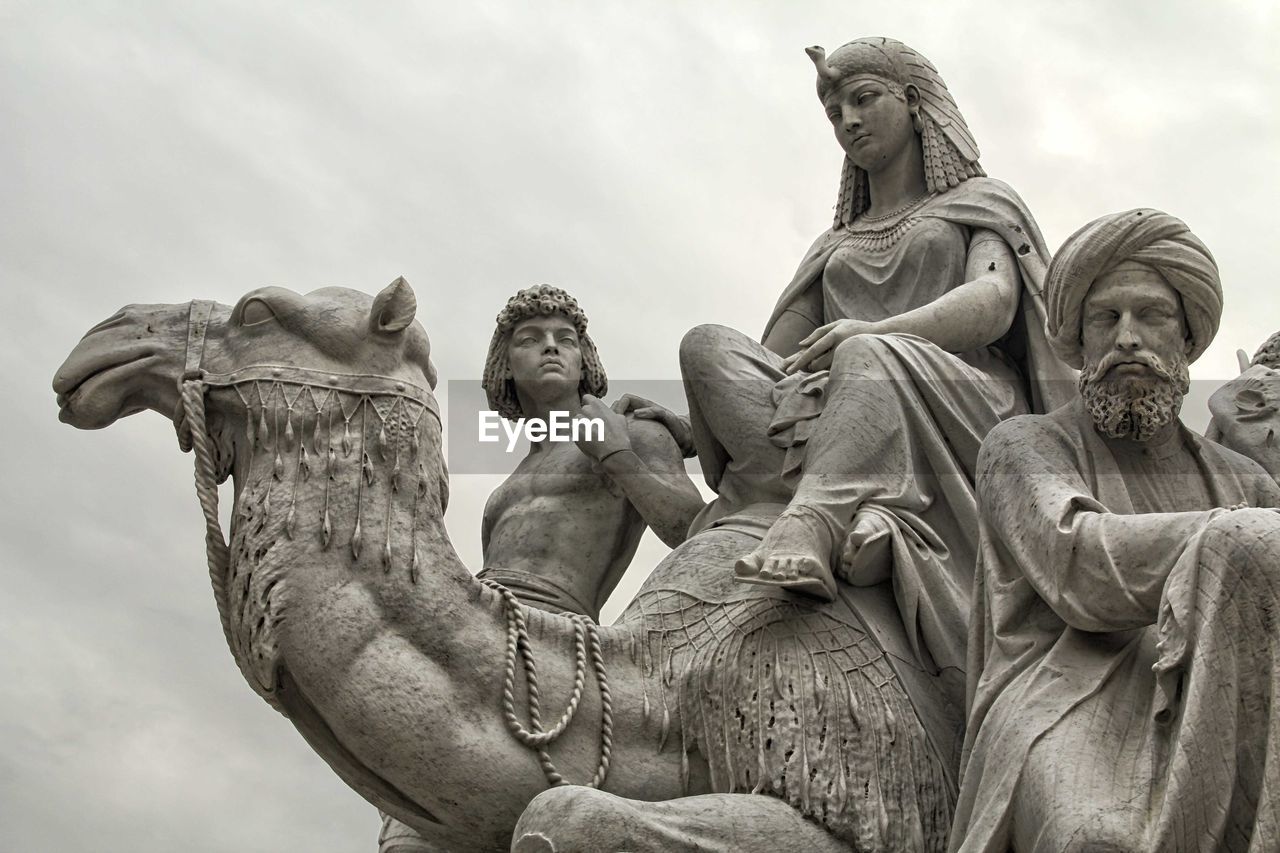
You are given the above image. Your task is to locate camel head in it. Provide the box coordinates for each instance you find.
[54,274,445,526]
[54,277,435,432]
[54,277,449,694]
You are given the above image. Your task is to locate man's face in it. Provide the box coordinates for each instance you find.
[822,75,916,172]
[506,313,583,403]
[1081,264,1188,376]
[1079,263,1191,440]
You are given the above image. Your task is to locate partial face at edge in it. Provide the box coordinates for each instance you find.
[505,313,584,404]
[822,74,917,172]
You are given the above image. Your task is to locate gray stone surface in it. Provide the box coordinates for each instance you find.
[379,285,704,849]
[53,278,881,851]
[954,210,1280,852]
[45,33,1280,853]
[1207,333,1280,479]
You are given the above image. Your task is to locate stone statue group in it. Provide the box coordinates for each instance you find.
[52,36,1280,853]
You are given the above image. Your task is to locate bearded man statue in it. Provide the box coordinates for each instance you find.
[948,208,1280,852]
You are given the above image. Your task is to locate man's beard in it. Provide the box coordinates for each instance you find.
[1079,350,1190,442]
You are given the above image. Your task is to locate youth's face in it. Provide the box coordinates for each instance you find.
[506,314,583,401]
[822,74,917,172]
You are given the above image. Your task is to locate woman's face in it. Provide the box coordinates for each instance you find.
[822,74,917,172]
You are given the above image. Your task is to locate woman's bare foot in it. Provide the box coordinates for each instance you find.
[734,505,838,601]
[839,509,894,586]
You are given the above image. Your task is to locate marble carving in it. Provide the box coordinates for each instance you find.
[52,35,1280,853]
[952,209,1280,852]
[380,285,705,849]
[1207,331,1280,479]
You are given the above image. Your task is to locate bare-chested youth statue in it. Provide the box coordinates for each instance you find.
[381,284,703,852]
[474,285,702,622]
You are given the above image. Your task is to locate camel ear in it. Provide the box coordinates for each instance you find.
[370,276,417,334]
[1238,349,1253,374]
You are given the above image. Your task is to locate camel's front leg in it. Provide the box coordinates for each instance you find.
[510,787,851,853]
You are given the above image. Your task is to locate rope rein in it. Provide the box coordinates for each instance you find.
[482,580,614,789]
[179,377,281,703]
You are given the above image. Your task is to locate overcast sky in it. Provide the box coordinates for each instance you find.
[3,2,1278,850]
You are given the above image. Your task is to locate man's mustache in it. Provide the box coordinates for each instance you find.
[1085,351,1176,382]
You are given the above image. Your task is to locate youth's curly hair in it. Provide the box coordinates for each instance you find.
[481,285,608,420]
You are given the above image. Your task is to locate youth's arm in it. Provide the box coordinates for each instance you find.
[575,395,705,548]
[601,420,705,548]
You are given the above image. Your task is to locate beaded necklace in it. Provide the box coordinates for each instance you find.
[839,192,935,252]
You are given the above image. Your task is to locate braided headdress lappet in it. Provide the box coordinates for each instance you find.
[807,37,985,227]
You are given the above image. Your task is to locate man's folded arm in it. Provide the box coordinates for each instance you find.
[978,421,1221,633]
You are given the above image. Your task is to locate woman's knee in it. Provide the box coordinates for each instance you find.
[679,324,737,373]
[831,333,893,373]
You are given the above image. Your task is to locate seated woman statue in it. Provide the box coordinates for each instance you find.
[675,37,1073,674]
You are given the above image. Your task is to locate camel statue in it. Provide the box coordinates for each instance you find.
[53,279,963,852]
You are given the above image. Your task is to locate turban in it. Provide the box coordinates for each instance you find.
[1045,208,1222,368]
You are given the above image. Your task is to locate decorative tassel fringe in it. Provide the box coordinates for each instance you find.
[633,591,955,851]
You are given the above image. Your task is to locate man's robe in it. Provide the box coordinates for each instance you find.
[951,399,1280,852]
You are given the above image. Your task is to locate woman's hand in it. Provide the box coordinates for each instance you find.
[611,393,696,458]
[573,395,633,461]
[782,318,880,374]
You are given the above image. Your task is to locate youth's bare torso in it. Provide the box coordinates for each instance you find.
[482,426,649,620]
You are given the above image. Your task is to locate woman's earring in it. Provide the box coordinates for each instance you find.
[911,110,923,133]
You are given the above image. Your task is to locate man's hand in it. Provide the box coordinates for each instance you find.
[612,393,696,458]
[574,394,633,462]
[783,318,880,374]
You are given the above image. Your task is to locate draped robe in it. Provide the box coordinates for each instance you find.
[684,178,1075,725]
[952,400,1280,852]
